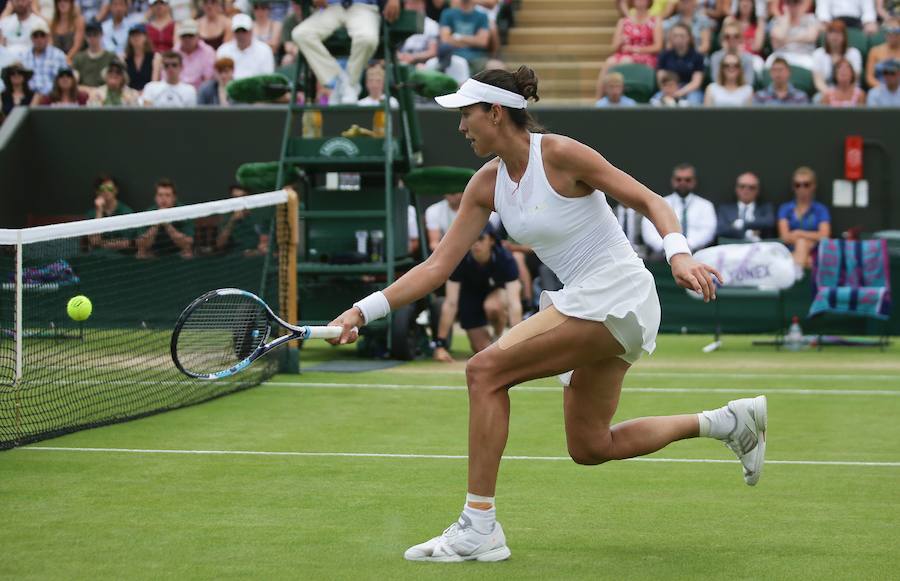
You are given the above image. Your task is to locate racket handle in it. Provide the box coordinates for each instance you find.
[300,326,344,340]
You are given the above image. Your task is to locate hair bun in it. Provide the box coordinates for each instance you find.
[512,65,540,103]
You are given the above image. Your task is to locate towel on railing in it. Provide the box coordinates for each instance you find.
[809,239,891,319]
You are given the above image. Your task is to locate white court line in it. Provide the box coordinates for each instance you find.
[265,381,900,397]
[385,369,900,381]
[20,446,900,467]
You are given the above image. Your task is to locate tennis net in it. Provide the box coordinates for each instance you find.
[0,190,299,449]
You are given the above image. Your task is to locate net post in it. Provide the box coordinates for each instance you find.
[14,232,23,439]
[278,187,300,373]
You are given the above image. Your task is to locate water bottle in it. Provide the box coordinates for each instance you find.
[785,315,805,351]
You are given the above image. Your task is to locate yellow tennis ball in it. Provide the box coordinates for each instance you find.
[67,295,92,322]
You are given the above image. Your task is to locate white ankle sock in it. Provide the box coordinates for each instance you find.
[462,493,496,534]
[698,405,736,440]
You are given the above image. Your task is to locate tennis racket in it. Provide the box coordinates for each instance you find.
[171,288,342,380]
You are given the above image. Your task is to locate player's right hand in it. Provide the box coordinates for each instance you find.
[327,307,364,345]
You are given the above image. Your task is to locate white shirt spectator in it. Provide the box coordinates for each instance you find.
[216,38,274,80]
[812,46,863,85]
[815,0,876,24]
[103,15,143,57]
[357,94,399,107]
[425,199,500,237]
[706,83,754,106]
[641,193,717,253]
[408,205,419,243]
[140,80,198,106]
[0,14,47,58]
[400,16,439,55]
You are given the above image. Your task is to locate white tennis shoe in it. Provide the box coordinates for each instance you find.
[723,395,767,486]
[403,514,511,562]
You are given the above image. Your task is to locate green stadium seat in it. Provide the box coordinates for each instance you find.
[868,29,887,52]
[608,63,657,103]
[756,65,816,96]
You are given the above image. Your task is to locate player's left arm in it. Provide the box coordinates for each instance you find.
[545,135,724,301]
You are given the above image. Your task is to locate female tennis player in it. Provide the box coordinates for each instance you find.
[328,66,767,563]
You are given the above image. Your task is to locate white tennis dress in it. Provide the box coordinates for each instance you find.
[493,133,661,382]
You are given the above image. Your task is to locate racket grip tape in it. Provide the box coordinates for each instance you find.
[300,326,344,340]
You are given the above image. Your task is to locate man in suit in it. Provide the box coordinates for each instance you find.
[716,172,776,242]
[641,163,718,257]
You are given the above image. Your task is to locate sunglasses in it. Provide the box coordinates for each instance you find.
[723,33,740,40]
[674,176,695,182]
[163,61,181,68]
[737,183,758,189]
[723,62,740,68]
[98,184,116,192]
[794,181,813,188]
[10,70,23,76]
[884,69,899,75]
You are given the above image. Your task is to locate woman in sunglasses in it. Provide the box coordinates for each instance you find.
[704,53,753,105]
[777,166,831,277]
[87,173,135,250]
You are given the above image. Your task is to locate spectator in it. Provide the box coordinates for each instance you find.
[723,0,764,55]
[146,0,174,53]
[215,184,270,255]
[641,163,717,256]
[169,0,193,23]
[136,178,194,259]
[615,204,645,255]
[425,188,462,251]
[140,50,197,105]
[357,62,398,107]
[777,166,831,274]
[432,223,521,363]
[51,0,85,62]
[291,0,400,105]
[821,58,866,105]
[716,172,775,242]
[438,0,490,72]
[663,0,713,55]
[103,0,141,57]
[37,67,89,105]
[251,1,281,55]
[22,19,68,95]
[866,57,900,105]
[595,72,638,106]
[767,0,819,70]
[0,62,37,115]
[197,0,231,50]
[655,23,704,104]
[217,13,274,79]
[816,0,878,34]
[197,55,234,104]
[398,0,439,67]
[605,0,663,72]
[651,69,693,105]
[753,57,811,104]
[279,0,304,65]
[619,0,679,18]
[175,18,215,89]
[87,59,140,104]
[705,53,754,105]
[78,0,107,24]
[812,20,863,94]
[125,23,155,90]
[709,22,758,87]
[73,20,116,90]
[865,18,900,88]
[1,0,46,58]
[86,173,134,250]
[877,0,899,20]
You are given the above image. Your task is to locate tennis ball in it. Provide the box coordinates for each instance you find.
[67,295,92,322]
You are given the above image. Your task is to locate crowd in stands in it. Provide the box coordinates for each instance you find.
[83,173,270,257]
[0,0,508,119]
[597,0,900,106]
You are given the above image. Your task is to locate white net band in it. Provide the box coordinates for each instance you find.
[0,190,288,245]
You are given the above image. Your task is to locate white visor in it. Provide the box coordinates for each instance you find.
[434,78,527,109]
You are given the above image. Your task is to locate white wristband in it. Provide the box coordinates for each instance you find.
[663,232,691,265]
[352,291,391,324]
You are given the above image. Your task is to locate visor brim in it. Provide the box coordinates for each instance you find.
[434,92,480,108]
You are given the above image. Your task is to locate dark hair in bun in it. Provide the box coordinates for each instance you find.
[472,65,546,133]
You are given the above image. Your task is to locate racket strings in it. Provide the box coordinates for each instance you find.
[175,294,269,375]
